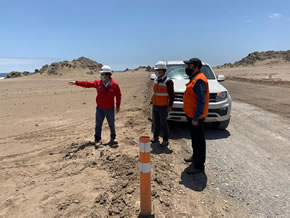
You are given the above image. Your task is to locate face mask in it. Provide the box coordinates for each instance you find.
[100,75,105,82]
[185,67,193,76]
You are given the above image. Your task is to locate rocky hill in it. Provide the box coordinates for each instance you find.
[34,57,102,76]
[216,50,290,68]
[6,71,30,78]
[124,66,154,72]
[5,57,103,79]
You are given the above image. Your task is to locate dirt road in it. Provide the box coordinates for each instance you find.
[223,80,290,119]
[0,73,289,217]
[205,101,289,217]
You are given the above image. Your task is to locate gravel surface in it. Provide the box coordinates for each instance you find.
[205,101,290,217]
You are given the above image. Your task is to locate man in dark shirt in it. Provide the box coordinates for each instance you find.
[151,61,174,147]
[183,58,209,174]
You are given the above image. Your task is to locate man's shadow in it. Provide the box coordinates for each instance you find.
[69,141,95,153]
[168,121,231,140]
[179,164,208,192]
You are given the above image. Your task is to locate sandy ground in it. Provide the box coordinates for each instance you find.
[214,61,290,82]
[0,68,289,217]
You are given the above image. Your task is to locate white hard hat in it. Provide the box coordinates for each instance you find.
[99,65,112,74]
[154,61,167,70]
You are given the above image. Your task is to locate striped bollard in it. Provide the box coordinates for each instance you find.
[139,136,152,216]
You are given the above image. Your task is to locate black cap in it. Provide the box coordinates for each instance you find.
[184,58,202,66]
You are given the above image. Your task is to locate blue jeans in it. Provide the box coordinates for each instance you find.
[94,107,116,141]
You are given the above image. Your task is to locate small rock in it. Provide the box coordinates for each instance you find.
[126,171,133,176]
[128,140,137,145]
[73,200,80,204]
[107,156,115,161]
[121,182,128,188]
[126,187,135,195]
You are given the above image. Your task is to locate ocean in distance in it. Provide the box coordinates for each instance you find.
[0,73,8,79]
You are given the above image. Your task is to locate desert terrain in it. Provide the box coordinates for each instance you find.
[0,55,290,217]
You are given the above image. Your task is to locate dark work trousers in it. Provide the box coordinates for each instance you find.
[186,116,206,170]
[94,106,116,141]
[153,105,169,142]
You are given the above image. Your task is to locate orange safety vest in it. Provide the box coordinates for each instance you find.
[152,77,170,106]
[183,72,209,119]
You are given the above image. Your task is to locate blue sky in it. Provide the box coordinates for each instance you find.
[0,0,290,72]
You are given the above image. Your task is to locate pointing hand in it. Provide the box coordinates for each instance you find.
[68,81,76,85]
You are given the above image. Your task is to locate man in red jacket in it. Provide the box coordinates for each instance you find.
[68,65,121,147]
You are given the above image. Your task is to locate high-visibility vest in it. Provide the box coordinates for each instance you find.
[183,72,209,119]
[152,77,170,106]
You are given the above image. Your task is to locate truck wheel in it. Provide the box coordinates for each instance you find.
[215,118,230,129]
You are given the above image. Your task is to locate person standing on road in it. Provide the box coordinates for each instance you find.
[183,58,209,174]
[68,65,121,147]
[151,61,175,147]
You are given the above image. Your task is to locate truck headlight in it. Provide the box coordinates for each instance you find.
[216,91,227,102]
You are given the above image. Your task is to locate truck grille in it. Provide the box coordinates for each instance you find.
[172,107,184,112]
[209,93,217,102]
[174,92,217,102]
[174,92,184,102]
[172,107,227,116]
[208,108,228,116]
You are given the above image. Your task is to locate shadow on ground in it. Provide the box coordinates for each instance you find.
[73,141,94,152]
[168,121,231,140]
[179,165,208,192]
[204,127,231,140]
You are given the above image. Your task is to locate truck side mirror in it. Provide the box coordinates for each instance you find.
[150,73,157,80]
[217,75,225,82]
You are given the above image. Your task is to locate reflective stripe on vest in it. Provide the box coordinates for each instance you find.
[152,77,170,106]
[183,72,209,119]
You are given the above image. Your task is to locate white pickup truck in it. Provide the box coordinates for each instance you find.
[150,61,232,129]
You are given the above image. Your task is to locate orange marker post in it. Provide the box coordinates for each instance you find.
[139,136,152,216]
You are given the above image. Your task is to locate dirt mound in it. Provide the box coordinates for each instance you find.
[34,57,102,76]
[6,71,30,78]
[216,50,290,68]
[62,141,140,217]
[124,66,154,72]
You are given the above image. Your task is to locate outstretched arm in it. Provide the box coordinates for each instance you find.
[68,81,96,88]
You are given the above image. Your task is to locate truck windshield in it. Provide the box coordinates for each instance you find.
[165,64,216,80]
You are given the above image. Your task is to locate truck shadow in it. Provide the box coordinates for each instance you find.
[168,121,231,140]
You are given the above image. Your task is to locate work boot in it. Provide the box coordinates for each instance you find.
[160,141,169,147]
[184,155,195,163]
[94,139,102,149]
[108,139,118,148]
[151,138,160,145]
